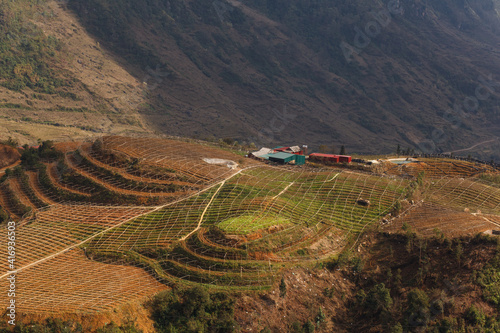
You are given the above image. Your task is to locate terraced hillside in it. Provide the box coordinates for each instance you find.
[383,159,500,237]
[382,158,498,178]
[0,136,498,316]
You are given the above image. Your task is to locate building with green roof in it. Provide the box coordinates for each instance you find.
[268,152,305,165]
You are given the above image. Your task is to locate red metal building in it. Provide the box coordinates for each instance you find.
[309,153,352,164]
[309,153,340,163]
[339,155,352,163]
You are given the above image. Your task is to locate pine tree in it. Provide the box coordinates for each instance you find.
[394,269,402,289]
[279,277,287,297]
[340,145,346,155]
[316,307,326,327]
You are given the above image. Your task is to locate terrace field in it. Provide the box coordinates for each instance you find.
[218,215,291,235]
[0,136,498,316]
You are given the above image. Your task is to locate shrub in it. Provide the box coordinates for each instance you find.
[0,208,9,225]
[20,140,61,169]
[152,287,238,333]
[390,322,403,333]
[10,318,84,332]
[475,251,500,308]
[356,289,367,305]
[38,140,62,160]
[323,287,335,298]
[364,284,393,315]
[290,321,303,333]
[303,320,315,333]
[0,2,66,93]
[279,277,287,297]
[430,300,444,316]
[21,148,41,168]
[438,318,454,333]
[315,307,326,326]
[405,289,430,329]
[351,256,364,272]
[465,305,485,327]
[406,289,430,314]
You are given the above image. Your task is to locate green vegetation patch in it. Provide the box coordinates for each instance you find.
[475,251,500,308]
[479,173,500,186]
[0,0,67,93]
[152,287,238,333]
[218,214,290,235]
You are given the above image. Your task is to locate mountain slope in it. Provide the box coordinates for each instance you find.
[0,0,499,159]
[64,0,500,160]
[0,0,150,145]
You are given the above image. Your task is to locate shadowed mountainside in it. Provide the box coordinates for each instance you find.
[0,0,499,159]
[66,0,500,160]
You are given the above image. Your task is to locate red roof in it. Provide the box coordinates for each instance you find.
[309,153,339,158]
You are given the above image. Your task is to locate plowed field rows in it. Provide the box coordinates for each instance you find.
[0,184,20,220]
[425,178,500,215]
[26,171,56,205]
[8,178,37,211]
[0,204,154,273]
[385,203,500,238]
[100,136,253,185]
[0,249,167,314]
[384,158,497,178]
[81,143,201,187]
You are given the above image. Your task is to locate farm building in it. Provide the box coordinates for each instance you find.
[295,154,306,165]
[249,147,273,159]
[339,155,352,163]
[309,153,352,164]
[273,146,305,155]
[273,146,289,152]
[268,152,305,165]
[255,153,273,160]
[309,153,340,163]
[269,152,295,164]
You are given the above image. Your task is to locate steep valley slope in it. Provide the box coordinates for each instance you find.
[66,0,500,160]
[0,0,500,154]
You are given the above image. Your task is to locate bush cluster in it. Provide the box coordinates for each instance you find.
[0,1,66,93]
[152,286,238,333]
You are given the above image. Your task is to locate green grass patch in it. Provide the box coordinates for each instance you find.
[218,214,290,235]
[0,103,30,109]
